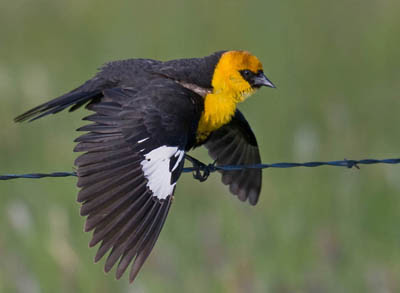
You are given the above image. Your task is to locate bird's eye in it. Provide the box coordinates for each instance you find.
[242,70,251,77]
[240,70,254,81]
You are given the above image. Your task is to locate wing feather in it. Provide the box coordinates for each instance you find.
[72,82,200,283]
[205,110,262,205]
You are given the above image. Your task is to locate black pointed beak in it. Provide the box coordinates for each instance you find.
[254,72,276,88]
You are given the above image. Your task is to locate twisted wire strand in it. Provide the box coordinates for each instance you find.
[1,158,399,181]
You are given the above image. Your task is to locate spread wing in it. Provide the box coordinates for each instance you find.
[205,110,262,205]
[74,82,202,282]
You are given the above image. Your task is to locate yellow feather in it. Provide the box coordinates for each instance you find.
[196,51,262,142]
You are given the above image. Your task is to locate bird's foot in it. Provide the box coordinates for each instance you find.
[185,155,216,182]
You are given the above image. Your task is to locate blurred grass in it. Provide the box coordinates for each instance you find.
[1,0,400,292]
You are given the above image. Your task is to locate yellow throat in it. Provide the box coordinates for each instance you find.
[196,51,263,142]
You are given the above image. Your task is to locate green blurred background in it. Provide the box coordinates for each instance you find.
[1,0,400,292]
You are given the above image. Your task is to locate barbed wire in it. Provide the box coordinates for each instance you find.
[1,157,399,181]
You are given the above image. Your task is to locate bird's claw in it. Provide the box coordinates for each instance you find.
[185,155,215,182]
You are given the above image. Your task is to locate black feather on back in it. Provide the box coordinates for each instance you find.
[14,52,223,123]
[152,51,226,89]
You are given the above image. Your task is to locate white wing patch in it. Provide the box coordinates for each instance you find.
[140,146,185,199]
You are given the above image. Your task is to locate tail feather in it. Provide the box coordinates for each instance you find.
[14,90,102,122]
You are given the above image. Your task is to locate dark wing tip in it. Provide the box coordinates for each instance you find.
[248,188,260,206]
[128,197,172,283]
[14,90,102,123]
[87,195,172,282]
[14,105,45,123]
[227,176,261,205]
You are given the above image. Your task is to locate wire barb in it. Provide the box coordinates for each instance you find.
[1,158,399,182]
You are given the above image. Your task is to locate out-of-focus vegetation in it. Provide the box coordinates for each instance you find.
[1,0,400,292]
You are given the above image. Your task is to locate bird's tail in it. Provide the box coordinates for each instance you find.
[14,90,102,122]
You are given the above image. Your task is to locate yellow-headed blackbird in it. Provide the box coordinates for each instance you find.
[15,50,275,282]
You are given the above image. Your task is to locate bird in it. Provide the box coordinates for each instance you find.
[14,50,275,283]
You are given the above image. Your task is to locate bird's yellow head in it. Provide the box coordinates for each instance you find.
[196,51,275,142]
[211,50,275,101]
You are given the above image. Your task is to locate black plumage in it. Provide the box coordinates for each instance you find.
[14,51,274,283]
